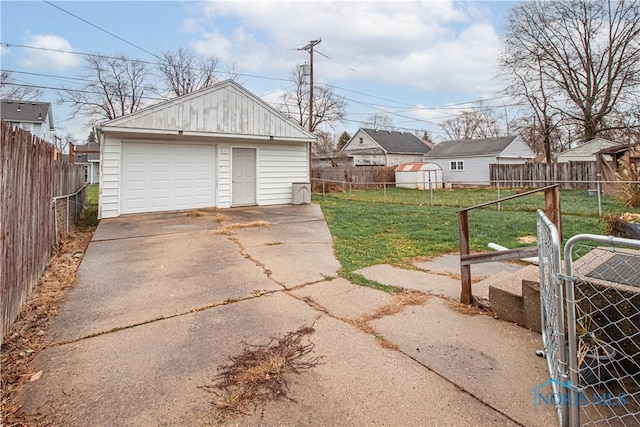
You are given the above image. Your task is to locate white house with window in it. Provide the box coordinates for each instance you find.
[340,128,431,166]
[424,135,535,185]
[0,99,55,143]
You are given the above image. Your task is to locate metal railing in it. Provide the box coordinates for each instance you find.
[537,211,640,426]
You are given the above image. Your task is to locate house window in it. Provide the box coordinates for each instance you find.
[450,160,464,171]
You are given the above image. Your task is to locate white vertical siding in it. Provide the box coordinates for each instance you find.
[217,144,231,208]
[258,143,309,205]
[99,136,121,218]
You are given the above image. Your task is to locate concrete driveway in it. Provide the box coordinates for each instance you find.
[18,205,556,426]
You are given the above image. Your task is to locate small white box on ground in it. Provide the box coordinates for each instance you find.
[292,182,311,204]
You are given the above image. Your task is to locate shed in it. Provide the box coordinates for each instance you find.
[395,162,442,190]
[556,138,620,163]
[97,80,316,219]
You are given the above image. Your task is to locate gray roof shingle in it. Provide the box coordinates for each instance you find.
[360,128,431,154]
[1,99,54,128]
[426,136,518,158]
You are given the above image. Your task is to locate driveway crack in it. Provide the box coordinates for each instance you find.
[227,236,286,288]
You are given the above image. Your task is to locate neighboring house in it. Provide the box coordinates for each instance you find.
[0,99,55,143]
[97,80,316,219]
[555,138,620,163]
[340,128,431,166]
[72,142,101,184]
[424,135,535,184]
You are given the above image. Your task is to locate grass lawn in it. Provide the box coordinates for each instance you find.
[315,191,609,276]
[78,184,99,228]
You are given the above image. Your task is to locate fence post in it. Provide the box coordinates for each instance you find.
[322,180,325,196]
[458,210,472,304]
[66,196,69,234]
[349,182,352,200]
[383,183,387,203]
[544,186,562,240]
[596,174,602,217]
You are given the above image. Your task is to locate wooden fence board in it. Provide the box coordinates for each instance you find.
[1,120,86,337]
[490,161,597,189]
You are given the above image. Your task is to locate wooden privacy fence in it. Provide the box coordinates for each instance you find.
[490,161,597,189]
[1,121,86,337]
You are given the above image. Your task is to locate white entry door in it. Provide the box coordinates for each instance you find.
[232,148,257,206]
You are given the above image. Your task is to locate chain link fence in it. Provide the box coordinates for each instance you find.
[537,211,569,426]
[564,236,640,427]
[537,212,640,426]
[311,179,640,219]
[52,185,87,247]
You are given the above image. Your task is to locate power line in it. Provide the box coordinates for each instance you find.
[2,42,520,114]
[42,0,160,60]
[0,43,291,83]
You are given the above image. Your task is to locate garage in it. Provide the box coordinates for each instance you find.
[97,80,316,219]
[120,142,216,215]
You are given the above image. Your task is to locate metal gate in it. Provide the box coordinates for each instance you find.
[537,210,640,426]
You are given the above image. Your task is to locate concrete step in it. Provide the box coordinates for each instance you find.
[473,265,542,332]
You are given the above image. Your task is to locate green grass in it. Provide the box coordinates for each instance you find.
[315,193,609,276]
[78,184,99,228]
[320,187,639,217]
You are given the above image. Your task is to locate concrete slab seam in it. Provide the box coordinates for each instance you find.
[285,289,525,426]
[92,228,219,243]
[46,290,282,349]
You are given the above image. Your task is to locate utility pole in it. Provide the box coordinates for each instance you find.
[297,39,321,132]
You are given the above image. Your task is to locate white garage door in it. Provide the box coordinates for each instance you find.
[121,142,216,214]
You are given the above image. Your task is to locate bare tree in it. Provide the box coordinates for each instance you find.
[502,0,640,142]
[156,48,220,97]
[510,114,568,159]
[279,65,346,132]
[366,113,396,131]
[499,44,562,162]
[59,54,153,121]
[0,71,43,100]
[441,108,502,140]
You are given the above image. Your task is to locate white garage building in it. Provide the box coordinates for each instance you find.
[97,80,315,219]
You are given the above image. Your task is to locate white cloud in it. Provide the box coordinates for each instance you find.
[186,1,503,95]
[21,35,81,71]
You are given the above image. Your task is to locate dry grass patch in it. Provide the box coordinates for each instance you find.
[1,229,94,426]
[444,299,487,316]
[517,235,537,244]
[212,212,230,223]
[345,290,429,349]
[202,326,322,422]
[215,221,272,235]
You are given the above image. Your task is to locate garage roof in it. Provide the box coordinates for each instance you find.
[99,80,315,142]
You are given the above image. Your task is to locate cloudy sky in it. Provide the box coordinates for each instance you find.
[0,1,517,142]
